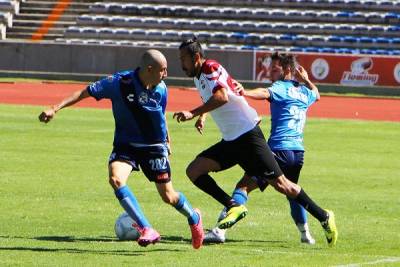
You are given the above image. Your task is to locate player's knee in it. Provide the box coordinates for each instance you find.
[272,176,299,197]
[109,175,125,190]
[186,163,200,182]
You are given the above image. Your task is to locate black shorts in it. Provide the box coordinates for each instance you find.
[256,150,304,191]
[109,144,171,184]
[198,125,283,180]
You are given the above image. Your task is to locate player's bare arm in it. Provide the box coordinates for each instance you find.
[244,88,270,100]
[38,88,91,123]
[165,114,172,154]
[173,88,228,123]
[295,65,320,101]
[233,79,270,100]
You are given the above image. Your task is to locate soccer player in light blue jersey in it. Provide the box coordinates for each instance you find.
[204,53,337,246]
[38,49,204,249]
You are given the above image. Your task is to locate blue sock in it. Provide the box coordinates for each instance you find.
[174,192,199,225]
[287,197,307,224]
[115,185,151,228]
[232,189,248,205]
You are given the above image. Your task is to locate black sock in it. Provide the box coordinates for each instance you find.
[193,174,235,208]
[295,189,328,222]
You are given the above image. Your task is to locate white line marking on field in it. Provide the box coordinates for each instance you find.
[333,257,400,267]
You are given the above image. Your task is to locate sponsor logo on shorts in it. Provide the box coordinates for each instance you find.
[156,173,169,182]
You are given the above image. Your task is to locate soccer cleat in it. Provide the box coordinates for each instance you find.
[190,208,204,249]
[321,210,338,247]
[204,227,226,243]
[217,205,248,229]
[300,232,316,245]
[135,226,161,247]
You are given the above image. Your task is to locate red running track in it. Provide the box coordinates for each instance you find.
[0,82,399,122]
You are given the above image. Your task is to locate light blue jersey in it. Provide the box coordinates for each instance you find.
[87,68,168,145]
[267,80,317,151]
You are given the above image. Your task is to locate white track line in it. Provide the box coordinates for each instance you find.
[333,257,400,267]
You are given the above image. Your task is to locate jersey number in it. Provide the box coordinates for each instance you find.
[288,106,306,134]
[149,157,167,171]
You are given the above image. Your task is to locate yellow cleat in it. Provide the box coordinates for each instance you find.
[321,210,338,247]
[217,205,248,229]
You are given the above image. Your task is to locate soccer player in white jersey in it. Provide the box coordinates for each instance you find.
[173,38,338,247]
[205,52,319,244]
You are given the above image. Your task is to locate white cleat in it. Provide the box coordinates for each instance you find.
[300,231,316,245]
[204,228,226,243]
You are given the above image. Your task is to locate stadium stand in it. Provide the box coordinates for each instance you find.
[2,0,400,55]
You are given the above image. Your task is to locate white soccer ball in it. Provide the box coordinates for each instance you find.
[114,212,140,241]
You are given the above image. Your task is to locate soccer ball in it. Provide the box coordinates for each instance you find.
[114,212,140,241]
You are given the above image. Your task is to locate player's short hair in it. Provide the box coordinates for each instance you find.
[179,36,205,58]
[279,53,297,70]
[270,52,284,62]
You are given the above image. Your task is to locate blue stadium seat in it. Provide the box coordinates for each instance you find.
[240,45,258,50]
[359,36,374,44]
[375,37,390,44]
[343,36,357,43]
[256,22,273,31]
[328,36,342,42]
[392,38,400,45]
[191,20,208,30]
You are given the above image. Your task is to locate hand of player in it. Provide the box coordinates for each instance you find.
[295,65,310,83]
[38,108,56,123]
[232,79,245,96]
[173,111,194,122]
[166,141,172,155]
[194,117,205,134]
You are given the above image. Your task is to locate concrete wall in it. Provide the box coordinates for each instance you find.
[0,41,253,79]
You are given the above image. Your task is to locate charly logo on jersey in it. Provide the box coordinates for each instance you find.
[340,57,379,86]
[107,75,114,83]
[138,92,149,104]
[311,58,329,80]
[394,63,400,84]
[127,93,134,102]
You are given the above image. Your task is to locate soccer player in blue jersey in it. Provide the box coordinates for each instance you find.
[205,53,320,244]
[175,38,337,247]
[38,49,204,249]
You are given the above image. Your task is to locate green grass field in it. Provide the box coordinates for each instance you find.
[1,104,399,266]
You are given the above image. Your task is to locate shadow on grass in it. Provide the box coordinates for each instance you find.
[34,236,116,242]
[0,246,182,256]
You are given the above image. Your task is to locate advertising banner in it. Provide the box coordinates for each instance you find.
[254,52,400,87]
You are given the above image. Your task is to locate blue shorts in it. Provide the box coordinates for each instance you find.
[256,150,304,191]
[108,144,171,183]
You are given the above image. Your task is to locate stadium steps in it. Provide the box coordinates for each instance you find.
[5,0,91,41]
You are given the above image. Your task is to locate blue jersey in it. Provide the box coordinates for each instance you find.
[267,80,317,151]
[87,69,168,145]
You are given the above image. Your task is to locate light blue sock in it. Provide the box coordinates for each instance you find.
[115,185,151,228]
[287,197,307,224]
[174,192,199,225]
[232,189,248,205]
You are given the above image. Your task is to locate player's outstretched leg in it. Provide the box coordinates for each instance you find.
[156,180,204,249]
[187,158,248,230]
[287,197,315,244]
[115,185,160,247]
[269,176,338,247]
[173,192,204,249]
